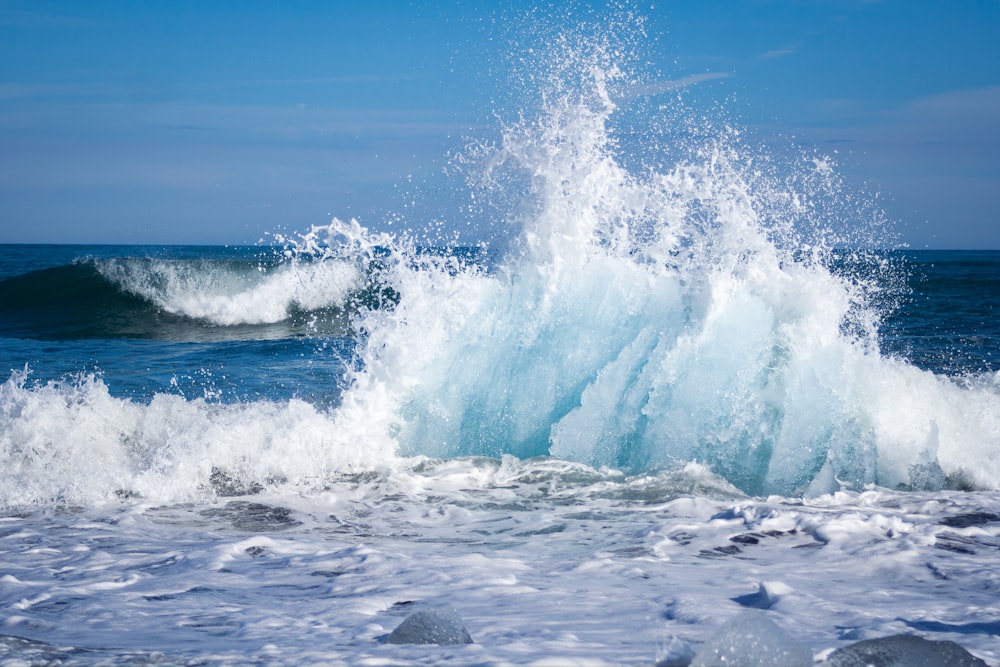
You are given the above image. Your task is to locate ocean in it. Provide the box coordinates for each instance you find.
[3,28,1000,667]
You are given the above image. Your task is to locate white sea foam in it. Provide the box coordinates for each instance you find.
[0,468,997,665]
[0,369,399,507]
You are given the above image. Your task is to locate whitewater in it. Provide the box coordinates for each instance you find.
[2,17,999,667]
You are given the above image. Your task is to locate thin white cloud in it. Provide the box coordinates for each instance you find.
[237,76,403,87]
[900,86,1000,134]
[616,72,731,100]
[0,75,404,102]
[761,47,797,60]
[0,97,473,152]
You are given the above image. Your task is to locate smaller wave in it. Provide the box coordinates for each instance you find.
[0,254,364,341]
[97,256,361,326]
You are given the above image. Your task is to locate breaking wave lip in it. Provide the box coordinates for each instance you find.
[316,29,1000,497]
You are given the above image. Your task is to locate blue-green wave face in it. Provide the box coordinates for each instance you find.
[323,28,1000,497]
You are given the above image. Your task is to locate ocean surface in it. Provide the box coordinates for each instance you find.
[3,24,1000,667]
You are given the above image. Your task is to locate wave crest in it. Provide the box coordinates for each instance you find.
[325,30,1000,495]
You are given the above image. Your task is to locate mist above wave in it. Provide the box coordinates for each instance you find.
[325,24,1000,496]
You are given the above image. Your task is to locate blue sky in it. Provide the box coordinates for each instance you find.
[1,1,997,248]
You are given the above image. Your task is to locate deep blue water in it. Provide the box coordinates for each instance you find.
[879,250,1000,376]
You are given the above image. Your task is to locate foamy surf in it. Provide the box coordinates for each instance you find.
[0,369,403,507]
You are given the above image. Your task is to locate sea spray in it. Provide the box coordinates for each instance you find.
[329,27,1000,494]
